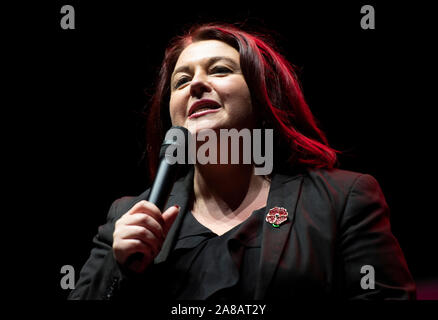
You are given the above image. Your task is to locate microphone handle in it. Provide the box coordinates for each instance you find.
[125,158,180,269]
[147,160,179,211]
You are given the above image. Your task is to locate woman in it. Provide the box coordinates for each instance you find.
[69,23,416,300]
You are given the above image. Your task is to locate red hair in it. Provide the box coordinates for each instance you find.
[145,23,338,179]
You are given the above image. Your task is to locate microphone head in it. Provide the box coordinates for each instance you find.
[159,126,190,161]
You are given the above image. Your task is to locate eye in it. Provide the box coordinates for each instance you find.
[174,76,191,89]
[210,66,232,75]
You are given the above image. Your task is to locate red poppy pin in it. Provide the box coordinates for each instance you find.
[265,207,289,228]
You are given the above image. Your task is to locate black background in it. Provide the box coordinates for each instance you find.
[24,1,437,301]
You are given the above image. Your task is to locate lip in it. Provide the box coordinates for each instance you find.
[188,99,222,119]
[188,108,221,119]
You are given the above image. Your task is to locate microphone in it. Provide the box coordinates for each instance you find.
[126,126,190,269]
[147,126,190,210]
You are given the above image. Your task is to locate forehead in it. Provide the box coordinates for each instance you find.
[174,40,240,69]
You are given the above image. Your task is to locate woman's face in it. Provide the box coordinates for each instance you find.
[169,40,255,134]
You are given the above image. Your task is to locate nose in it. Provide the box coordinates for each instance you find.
[189,71,212,98]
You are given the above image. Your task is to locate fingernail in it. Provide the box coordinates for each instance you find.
[174,205,180,209]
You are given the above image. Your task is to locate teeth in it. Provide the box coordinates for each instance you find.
[192,104,219,114]
[196,107,214,112]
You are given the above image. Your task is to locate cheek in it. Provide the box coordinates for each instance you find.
[169,93,186,125]
[222,78,252,113]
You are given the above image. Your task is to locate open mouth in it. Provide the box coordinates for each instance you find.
[188,100,222,118]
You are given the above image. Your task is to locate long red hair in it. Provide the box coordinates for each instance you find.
[145,23,338,180]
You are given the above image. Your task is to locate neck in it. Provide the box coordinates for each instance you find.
[192,163,270,217]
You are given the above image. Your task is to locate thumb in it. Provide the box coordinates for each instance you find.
[162,205,180,234]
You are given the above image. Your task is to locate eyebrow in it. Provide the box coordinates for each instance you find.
[171,56,239,79]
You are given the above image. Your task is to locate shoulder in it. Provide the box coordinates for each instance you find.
[298,168,384,209]
[304,168,378,193]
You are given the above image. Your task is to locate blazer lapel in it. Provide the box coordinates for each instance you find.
[154,166,194,264]
[152,165,304,300]
[254,172,304,299]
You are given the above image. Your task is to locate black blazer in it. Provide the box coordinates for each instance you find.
[68,167,416,300]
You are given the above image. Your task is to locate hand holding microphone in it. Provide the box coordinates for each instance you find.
[112,126,190,273]
[112,200,180,274]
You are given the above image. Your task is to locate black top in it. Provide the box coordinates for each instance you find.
[161,206,266,300]
[68,168,416,300]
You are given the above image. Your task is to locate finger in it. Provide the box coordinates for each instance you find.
[122,213,165,242]
[118,239,154,260]
[116,232,160,258]
[118,225,162,252]
[128,200,165,227]
[162,205,180,234]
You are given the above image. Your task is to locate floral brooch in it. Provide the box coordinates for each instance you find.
[265,207,289,228]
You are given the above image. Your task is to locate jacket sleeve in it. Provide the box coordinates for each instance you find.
[339,174,416,300]
[68,198,147,300]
